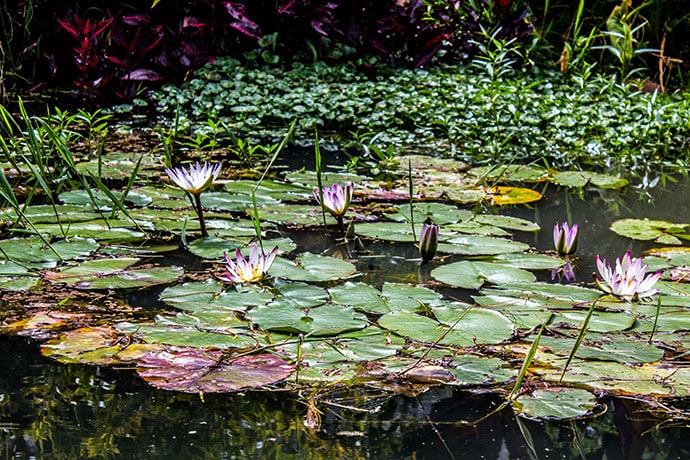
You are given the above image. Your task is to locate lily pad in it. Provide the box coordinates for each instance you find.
[472,215,541,232]
[431,261,536,289]
[270,253,357,282]
[438,235,529,255]
[248,303,367,335]
[484,186,543,205]
[41,326,162,365]
[449,356,517,386]
[610,218,690,245]
[513,388,598,420]
[552,171,629,189]
[45,258,183,289]
[468,165,551,182]
[137,349,294,393]
[0,236,99,263]
[329,282,442,314]
[252,204,338,226]
[159,280,273,312]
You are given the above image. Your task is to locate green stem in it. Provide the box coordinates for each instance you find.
[194,193,208,238]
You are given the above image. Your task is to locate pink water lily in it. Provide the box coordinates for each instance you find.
[419,219,439,263]
[313,182,353,231]
[553,222,578,256]
[164,161,222,237]
[219,242,279,283]
[594,251,663,301]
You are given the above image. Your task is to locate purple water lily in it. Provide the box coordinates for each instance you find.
[553,222,578,256]
[594,251,663,301]
[313,182,353,231]
[419,219,439,264]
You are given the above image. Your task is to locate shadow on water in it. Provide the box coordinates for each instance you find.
[1,177,690,459]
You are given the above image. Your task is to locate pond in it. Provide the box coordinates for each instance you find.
[1,150,689,459]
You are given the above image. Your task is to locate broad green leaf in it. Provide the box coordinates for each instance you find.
[202,191,280,211]
[387,203,473,226]
[490,253,564,270]
[224,180,312,201]
[550,310,636,333]
[610,218,689,244]
[468,165,550,182]
[270,253,356,282]
[187,237,294,260]
[482,282,602,303]
[514,388,597,420]
[0,236,99,262]
[472,215,541,232]
[552,171,628,189]
[248,303,367,335]
[439,235,529,255]
[449,356,517,386]
[431,261,535,289]
[537,335,664,364]
[160,280,273,312]
[252,204,337,226]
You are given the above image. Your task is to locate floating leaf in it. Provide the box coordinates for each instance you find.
[252,204,337,226]
[0,237,99,262]
[485,186,543,205]
[537,335,663,364]
[119,321,256,349]
[137,349,293,393]
[610,218,690,244]
[551,310,636,333]
[45,258,183,289]
[160,280,273,312]
[482,282,602,304]
[431,261,536,289]
[378,308,513,347]
[552,171,628,189]
[224,180,312,201]
[439,235,529,255]
[41,326,161,365]
[248,303,366,336]
[449,356,517,386]
[514,388,598,420]
[469,165,550,182]
[473,215,540,232]
[270,253,356,282]
[490,253,564,270]
[387,203,473,226]
[187,237,294,260]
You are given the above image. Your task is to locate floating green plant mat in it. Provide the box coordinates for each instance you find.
[3,155,690,423]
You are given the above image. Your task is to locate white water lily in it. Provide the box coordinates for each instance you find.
[594,251,662,301]
[219,242,279,283]
[164,161,222,237]
[165,161,222,195]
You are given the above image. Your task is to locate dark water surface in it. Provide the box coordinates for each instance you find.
[1,177,690,459]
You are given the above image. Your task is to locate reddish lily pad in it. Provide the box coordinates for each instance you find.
[137,348,294,393]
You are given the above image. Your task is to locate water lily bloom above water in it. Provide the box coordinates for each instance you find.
[313,182,353,218]
[419,219,439,263]
[594,252,663,301]
[553,222,578,256]
[219,243,279,283]
[165,161,222,195]
[164,161,222,237]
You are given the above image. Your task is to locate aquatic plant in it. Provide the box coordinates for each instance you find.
[164,161,222,237]
[218,242,279,283]
[313,182,353,231]
[419,219,439,264]
[594,251,663,301]
[553,222,579,256]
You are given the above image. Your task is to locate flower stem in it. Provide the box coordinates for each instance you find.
[193,193,208,237]
[337,215,344,233]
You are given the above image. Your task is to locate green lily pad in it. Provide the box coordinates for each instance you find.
[473,294,553,329]
[46,258,183,289]
[34,222,148,242]
[119,322,256,349]
[610,218,690,244]
[0,204,99,223]
[431,261,536,289]
[490,253,565,270]
[224,180,312,201]
[202,191,280,211]
[482,282,602,304]
[41,326,162,365]
[537,335,664,364]
[513,388,598,420]
[252,204,338,226]
[552,171,628,189]
[248,303,367,336]
[159,280,273,312]
[187,237,294,260]
[378,307,513,346]
[0,236,99,262]
[59,189,152,208]
[469,165,551,182]
[551,310,636,333]
[329,282,442,314]
[270,253,357,282]
[438,235,529,255]
[472,215,540,232]
[387,203,473,226]
[273,280,329,308]
[137,349,294,393]
[449,356,517,386]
